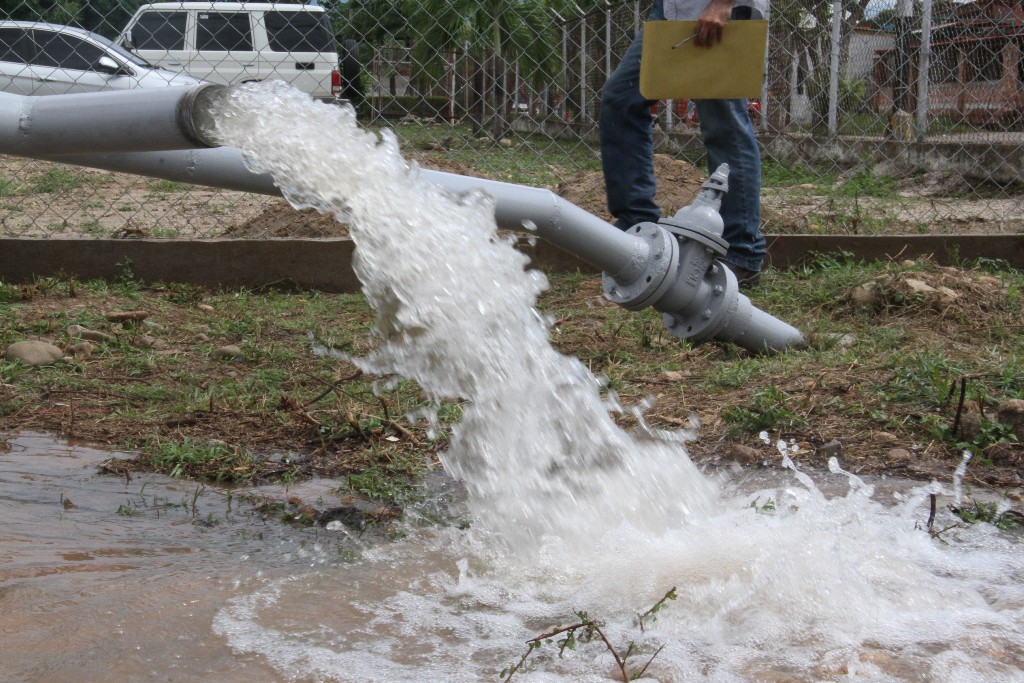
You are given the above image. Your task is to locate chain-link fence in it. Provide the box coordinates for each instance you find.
[1,0,1021,241]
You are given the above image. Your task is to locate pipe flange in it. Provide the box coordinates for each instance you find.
[602,222,679,311]
[662,261,739,341]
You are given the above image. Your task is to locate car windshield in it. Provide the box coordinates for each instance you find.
[83,28,154,68]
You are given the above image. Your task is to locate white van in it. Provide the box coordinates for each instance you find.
[119,2,340,101]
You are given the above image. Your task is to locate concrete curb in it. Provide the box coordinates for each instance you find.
[2,235,1021,292]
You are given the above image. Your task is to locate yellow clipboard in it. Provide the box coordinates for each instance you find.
[639,20,768,100]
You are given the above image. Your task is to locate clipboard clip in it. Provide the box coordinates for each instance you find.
[671,32,698,49]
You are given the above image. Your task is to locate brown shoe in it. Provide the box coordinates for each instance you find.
[722,261,761,289]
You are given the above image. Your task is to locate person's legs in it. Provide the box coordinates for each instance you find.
[694,97,766,273]
[599,4,665,229]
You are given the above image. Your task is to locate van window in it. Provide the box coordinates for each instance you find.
[264,11,334,53]
[0,28,35,62]
[196,12,252,51]
[34,30,106,70]
[133,11,187,50]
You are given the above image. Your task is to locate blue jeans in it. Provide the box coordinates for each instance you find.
[599,2,766,272]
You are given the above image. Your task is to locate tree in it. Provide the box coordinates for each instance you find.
[403,0,563,136]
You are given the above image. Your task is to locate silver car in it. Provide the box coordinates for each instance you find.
[0,20,204,95]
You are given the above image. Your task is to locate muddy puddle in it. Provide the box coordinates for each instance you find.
[3,431,1023,682]
[0,431,378,682]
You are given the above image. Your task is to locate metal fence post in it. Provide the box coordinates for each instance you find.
[916,0,934,141]
[828,0,842,138]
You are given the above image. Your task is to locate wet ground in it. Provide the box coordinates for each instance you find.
[4,431,1023,683]
[0,431,350,682]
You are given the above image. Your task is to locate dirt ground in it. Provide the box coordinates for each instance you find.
[3,152,1022,239]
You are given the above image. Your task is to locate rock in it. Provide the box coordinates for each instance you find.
[816,439,842,459]
[976,274,1002,288]
[850,284,880,308]
[498,138,513,148]
[983,442,1018,466]
[958,412,982,441]
[67,324,115,342]
[316,506,368,529]
[104,310,149,323]
[136,335,167,350]
[5,340,64,366]
[212,345,243,360]
[935,285,959,303]
[197,304,215,313]
[901,277,937,295]
[196,333,211,342]
[67,341,94,359]
[660,370,691,381]
[996,399,1024,441]
[886,447,912,464]
[819,332,857,349]
[727,443,763,464]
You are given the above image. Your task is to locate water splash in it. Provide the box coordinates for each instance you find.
[205,83,1024,682]
[205,81,716,554]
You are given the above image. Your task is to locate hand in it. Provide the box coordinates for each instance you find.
[694,0,735,47]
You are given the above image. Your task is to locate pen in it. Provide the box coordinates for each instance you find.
[671,32,698,49]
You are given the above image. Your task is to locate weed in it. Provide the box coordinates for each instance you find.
[950,500,1024,531]
[833,168,897,199]
[344,467,418,503]
[32,168,82,193]
[114,258,139,288]
[139,438,261,483]
[146,179,187,193]
[116,503,141,516]
[722,387,805,436]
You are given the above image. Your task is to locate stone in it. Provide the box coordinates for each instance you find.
[901,278,937,295]
[136,335,167,350]
[5,340,64,366]
[983,442,1018,466]
[728,443,763,464]
[996,399,1024,441]
[67,341,94,359]
[197,304,215,313]
[67,324,114,342]
[212,345,243,360]
[850,284,880,308]
[816,439,842,459]
[957,411,982,441]
[886,447,912,464]
[105,310,149,322]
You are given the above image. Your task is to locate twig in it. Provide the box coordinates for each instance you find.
[301,368,364,407]
[949,376,967,436]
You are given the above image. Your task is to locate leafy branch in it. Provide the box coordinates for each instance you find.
[501,587,677,682]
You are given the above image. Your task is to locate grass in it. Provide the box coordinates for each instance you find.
[2,249,1023,506]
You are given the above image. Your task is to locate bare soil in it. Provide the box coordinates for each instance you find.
[6,152,1021,239]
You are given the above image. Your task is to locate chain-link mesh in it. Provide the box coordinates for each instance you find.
[1,0,1021,240]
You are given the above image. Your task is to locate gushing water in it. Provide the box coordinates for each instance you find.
[204,83,1024,682]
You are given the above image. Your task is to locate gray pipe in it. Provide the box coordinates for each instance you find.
[0,86,805,353]
[0,85,226,156]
